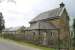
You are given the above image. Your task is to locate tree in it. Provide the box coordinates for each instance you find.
[17,26,25,34]
[0,12,5,33]
[73,19,75,47]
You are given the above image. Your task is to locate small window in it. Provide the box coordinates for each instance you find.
[50,32,54,37]
[51,32,52,36]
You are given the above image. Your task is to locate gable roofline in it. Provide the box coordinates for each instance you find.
[59,7,69,19]
[59,7,65,16]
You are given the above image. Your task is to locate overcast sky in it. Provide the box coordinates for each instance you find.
[0,0,74,28]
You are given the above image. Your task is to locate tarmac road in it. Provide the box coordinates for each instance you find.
[0,38,40,50]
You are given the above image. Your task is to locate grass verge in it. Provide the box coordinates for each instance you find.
[0,37,56,50]
[15,40,56,50]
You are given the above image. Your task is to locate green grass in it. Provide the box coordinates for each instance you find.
[14,40,56,50]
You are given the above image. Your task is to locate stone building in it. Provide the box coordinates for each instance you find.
[26,3,70,48]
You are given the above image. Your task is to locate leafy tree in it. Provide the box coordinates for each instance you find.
[17,26,25,33]
[0,12,5,33]
[73,19,75,47]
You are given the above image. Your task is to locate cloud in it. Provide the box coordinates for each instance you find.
[7,0,16,4]
[0,0,74,28]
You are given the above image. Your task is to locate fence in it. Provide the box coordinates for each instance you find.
[0,32,71,50]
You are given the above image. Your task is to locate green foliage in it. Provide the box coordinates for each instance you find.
[73,19,75,31]
[17,26,25,33]
[73,18,75,47]
[0,13,5,33]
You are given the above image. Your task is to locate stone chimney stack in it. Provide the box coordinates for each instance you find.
[60,2,65,8]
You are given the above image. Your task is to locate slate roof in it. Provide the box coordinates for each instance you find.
[29,3,66,30]
[30,21,57,30]
[30,7,65,23]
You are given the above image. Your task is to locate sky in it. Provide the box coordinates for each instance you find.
[0,0,74,28]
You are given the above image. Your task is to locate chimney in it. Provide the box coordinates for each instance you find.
[60,2,65,8]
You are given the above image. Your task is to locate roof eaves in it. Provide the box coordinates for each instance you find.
[30,16,61,23]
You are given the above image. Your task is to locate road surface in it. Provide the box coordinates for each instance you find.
[0,38,40,50]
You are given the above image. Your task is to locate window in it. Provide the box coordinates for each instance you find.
[51,32,52,36]
[33,32,35,35]
[50,31,55,38]
[51,32,54,37]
